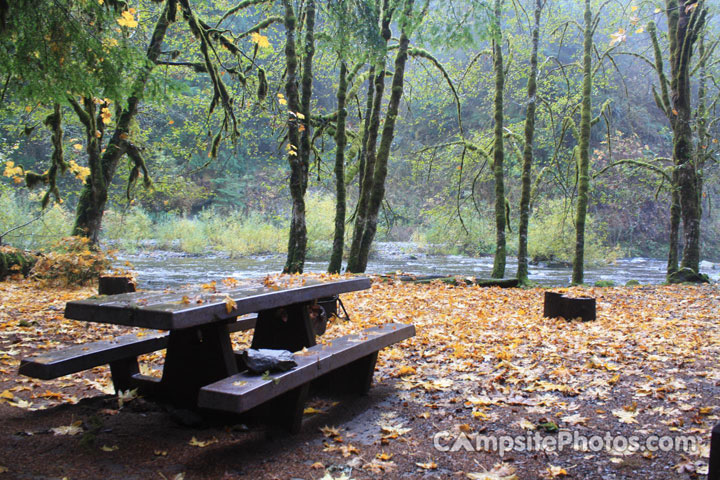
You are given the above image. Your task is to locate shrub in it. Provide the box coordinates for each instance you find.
[102,208,154,251]
[0,190,72,251]
[418,208,496,255]
[0,245,37,279]
[30,236,112,286]
[528,199,622,266]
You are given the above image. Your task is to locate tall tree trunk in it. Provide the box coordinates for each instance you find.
[648,20,679,277]
[571,0,593,285]
[352,0,414,273]
[299,0,315,194]
[491,0,506,279]
[356,65,376,200]
[282,0,306,273]
[73,2,171,243]
[328,60,348,274]
[346,0,390,273]
[667,176,681,275]
[517,0,542,285]
[665,0,705,274]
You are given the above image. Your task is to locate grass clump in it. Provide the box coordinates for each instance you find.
[0,189,72,251]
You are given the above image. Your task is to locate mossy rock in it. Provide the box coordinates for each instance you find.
[625,280,640,286]
[0,247,38,280]
[594,280,616,287]
[667,267,710,284]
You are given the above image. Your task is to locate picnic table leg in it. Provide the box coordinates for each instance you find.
[709,423,720,480]
[159,322,238,407]
[251,302,316,352]
[316,352,379,395]
[109,357,140,392]
[263,383,310,433]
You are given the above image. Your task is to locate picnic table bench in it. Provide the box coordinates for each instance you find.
[19,276,415,431]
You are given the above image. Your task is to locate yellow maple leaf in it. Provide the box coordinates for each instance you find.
[188,436,218,447]
[249,32,271,49]
[377,452,393,461]
[100,107,112,125]
[224,295,237,314]
[547,465,568,477]
[396,365,416,376]
[609,28,627,46]
[117,10,138,29]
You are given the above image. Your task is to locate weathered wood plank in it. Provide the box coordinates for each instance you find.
[197,323,415,414]
[65,277,371,330]
[18,315,257,380]
[18,332,168,380]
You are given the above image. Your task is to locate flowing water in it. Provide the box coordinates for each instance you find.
[114,242,718,290]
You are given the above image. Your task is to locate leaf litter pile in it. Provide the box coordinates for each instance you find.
[0,276,718,479]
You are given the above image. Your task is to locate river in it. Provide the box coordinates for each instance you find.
[114,242,717,290]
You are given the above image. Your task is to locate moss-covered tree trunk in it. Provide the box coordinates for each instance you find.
[72,3,171,243]
[648,20,679,276]
[491,0,506,279]
[299,0,315,193]
[667,174,681,275]
[356,65,376,200]
[346,0,390,273]
[282,0,314,274]
[571,0,593,285]
[352,0,414,273]
[516,0,542,285]
[328,61,348,274]
[665,0,705,274]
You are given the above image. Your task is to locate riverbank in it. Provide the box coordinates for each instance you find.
[114,247,682,290]
[0,277,718,479]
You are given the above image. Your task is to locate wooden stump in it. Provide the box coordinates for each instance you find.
[98,275,136,295]
[543,291,596,321]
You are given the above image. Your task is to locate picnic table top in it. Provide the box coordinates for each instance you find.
[64,276,372,331]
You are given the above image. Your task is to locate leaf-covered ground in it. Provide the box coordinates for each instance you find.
[0,277,718,479]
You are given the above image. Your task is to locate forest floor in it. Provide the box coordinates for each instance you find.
[0,276,718,480]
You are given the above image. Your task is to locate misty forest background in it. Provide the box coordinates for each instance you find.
[1,0,718,284]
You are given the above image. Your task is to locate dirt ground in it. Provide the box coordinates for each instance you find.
[0,277,718,479]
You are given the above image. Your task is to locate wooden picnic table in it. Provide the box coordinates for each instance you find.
[63,277,372,405]
[21,276,415,431]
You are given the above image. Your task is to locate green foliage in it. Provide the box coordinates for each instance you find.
[305,194,337,258]
[127,175,211,215]
[0,189,72,250]
[528,199,621,267]
[0,245,37,279]
[99,193,339,258]
[416,206,497,256]
[102,208,154,252]
[0,0,146,104]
